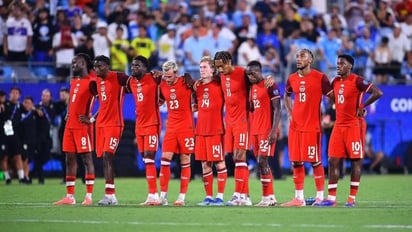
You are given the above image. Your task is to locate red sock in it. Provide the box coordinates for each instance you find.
[243,167,249,195]
[180,162,191,194]
[85,174,95,194]
[145,159,158,194]
[313,164,325,191]
[66,176,76,195]
[234,161,247,193]
[202,171,213,196]
[105,180,115,195]
[261,172,273,196]
[293,165,305,190]
[349,177,360,203]
[217,168,227,195]
[159,158,171,193]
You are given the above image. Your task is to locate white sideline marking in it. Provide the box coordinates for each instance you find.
[0,219,411,229]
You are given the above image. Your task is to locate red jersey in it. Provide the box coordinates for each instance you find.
[66,75,96,129]
[94,71,128,127]
[332,73,372,126]
[286,69,333,132]
[220,66,248,124]
[160,77,194,132]
[250,80,281,135]
[195,80,224,136]
[128,73,161,129]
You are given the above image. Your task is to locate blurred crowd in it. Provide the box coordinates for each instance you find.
[0,0,411,84]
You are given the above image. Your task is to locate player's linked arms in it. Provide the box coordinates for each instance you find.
[264,75,275,88]
[182,72,195,88]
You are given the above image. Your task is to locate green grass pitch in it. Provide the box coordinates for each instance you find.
[0,175,411,232]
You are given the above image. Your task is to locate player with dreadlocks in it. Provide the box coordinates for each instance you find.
[213,51,253,206]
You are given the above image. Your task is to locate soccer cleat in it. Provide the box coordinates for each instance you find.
[255,197,278,207]
[98,195,118,206]
[305,197,316,205]
[173,199,185,206]
[211,198,225,206]
[240,196,252,206]
[318,199,337,207]
[311,198,324,206]
[226,195,241,206]
[140,194,161,206]
[281,198,306,207]
[5,179,11,185]
[197,197,214,206]
[81,197,93,206]
[53,196,76,205]
[158,197,169,206]
[345,200,356,207]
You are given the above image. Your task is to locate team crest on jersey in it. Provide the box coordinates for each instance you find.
[253,89,257,99]
[339,87,344,95]
[137,84,142,93]
[299,85,305,92]
[203,91,209,99]
[100,84,105,92]
[170,93,176,100]
[363,79,370,85]
[73,86,79,93]
[273,89,279,96]
[225,80,230,88]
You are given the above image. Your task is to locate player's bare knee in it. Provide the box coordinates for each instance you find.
[215,161,226,170]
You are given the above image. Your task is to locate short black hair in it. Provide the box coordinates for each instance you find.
[133,55,149,69]
[94,55,110,66]
[247,60,262,70]
[24,96,34,102]
[10,86,21,94]
[0,90,6,97]
[76,53,93,72]
[338,54,354,66]
[60,87,70,93]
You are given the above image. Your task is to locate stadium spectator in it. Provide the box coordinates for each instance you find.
[234,14,258,49]
[256,18,281,54]
[158,61,195,206]
[107,13,128,42]
[232,0,256,28]
[92,21,112,58]
[71,14,88,47]
[0,87,25,184]
[130,26,156,62]
[32,7,54,79]
[323,4,348,32]
[401,51,412,82]
[237,34,262,67]
[54,53,96,206]
[399,13,412,39]
[0,4,7,60]
[253,0,280,19]
[54,87,70,183]
[183,25,209,78]
[354,28,375,79]
[3,3,33,81]
[316,54,383,207]
[246,60,281,206]
[375,0,396,39]
[110,26,130,72]
[81,3,96,26]
[355,9,379,42]
[388,23,411,83]
[158,24,178,67]
[281,49,333,207]
[194,56,227,206]
[34,89,56,184]
[52,20,78,82]
[64,0,82,21]
[298,0,317,19]
[373,36,392,84]
[75,36,95,59]
[53,9,68,32]
[317,28,342,78]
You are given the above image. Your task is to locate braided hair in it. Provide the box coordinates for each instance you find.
[213,51,233,65]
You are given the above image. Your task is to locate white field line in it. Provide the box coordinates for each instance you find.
[0,219,411,230]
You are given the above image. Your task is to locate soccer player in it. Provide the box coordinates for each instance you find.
[246,60,281,207]
[194,56,227,206]
[281,48,334,207]
[213,51,251,206]
[128,55,162,205]
[87,55,129,205]
[158,61,194,206]
[54,53,96,205]
[316,54,383,207]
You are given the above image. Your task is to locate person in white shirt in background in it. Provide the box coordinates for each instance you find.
[92,21,112,58]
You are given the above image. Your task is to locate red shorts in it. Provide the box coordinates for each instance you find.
[224,122,248,153]
[251,134,275,157]
[95,126,123,157]
[162,130,194,154]
[195,135,224,161]
[288,127,321,162]
[328,122,365,159]
[62,127,93,153]
[136,125,160,153]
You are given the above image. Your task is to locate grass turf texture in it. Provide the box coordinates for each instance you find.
[0,175,411,232]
